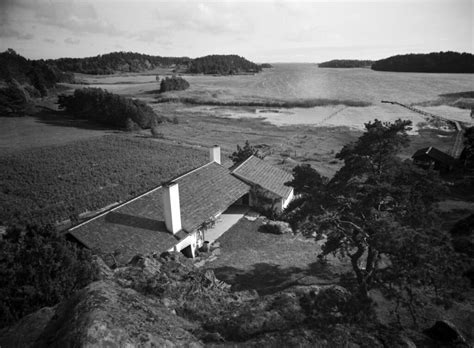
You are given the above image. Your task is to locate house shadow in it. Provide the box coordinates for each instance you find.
[105,211,168,232]
[213,263,304,295]
[32,106,117,132]
[213,261,339,295]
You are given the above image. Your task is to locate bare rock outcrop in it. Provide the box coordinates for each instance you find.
[0,252,428,347]
[0,280,202,348]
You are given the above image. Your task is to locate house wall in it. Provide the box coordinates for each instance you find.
[281,188,294,210]
[169,232,198,257]
[249,186,281,213]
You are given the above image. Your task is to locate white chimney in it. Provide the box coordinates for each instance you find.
[162,181,182,234]
[210,145,221,164]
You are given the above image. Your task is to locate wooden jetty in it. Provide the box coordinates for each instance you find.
[381,100,464,158]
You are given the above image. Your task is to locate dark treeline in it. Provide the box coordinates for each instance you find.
[188,54,262,75]
[0,49,74,93]
[58,88,163,129]
[318,59,374,68]
[159,76,190,93]
[372,51,474,73]
[48,51,191,75]
[0,49,74,115]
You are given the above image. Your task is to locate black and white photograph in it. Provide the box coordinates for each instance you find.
[0,0,473,346]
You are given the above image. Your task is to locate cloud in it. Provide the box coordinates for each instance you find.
[64,37,80,45]
[33,1,124,37]
[44,38,56,43]
[0,26,33,40]
[129,29,173,47]
[152,2,251,35]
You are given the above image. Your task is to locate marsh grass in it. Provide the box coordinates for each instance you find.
[155,96,371,108]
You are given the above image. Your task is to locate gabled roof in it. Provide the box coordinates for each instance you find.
[412,147,455,165]
[231,155,293,199]
[176,162,250,231]
[68,162,249,264]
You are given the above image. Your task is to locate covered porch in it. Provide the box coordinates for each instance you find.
[203,205,249,244]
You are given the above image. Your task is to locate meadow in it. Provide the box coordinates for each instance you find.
[0,135,207,227]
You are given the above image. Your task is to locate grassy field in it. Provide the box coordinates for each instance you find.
[205,217,349,295]
[0,106,112,155]
[0,135,208,227]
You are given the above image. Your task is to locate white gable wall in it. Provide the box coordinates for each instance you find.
[281,188,294,210]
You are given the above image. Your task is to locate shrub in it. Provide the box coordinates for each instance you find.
[58,88,163,129]
[0,79,31,116]
[159,76,190,93]
[230,140,264,164]
[0,224,98,328]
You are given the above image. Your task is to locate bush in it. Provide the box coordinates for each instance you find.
[0,79,32,116]
[0,224,98,328]
[159,76,190,93]
[58,88,162,129]
[230,140,264,164]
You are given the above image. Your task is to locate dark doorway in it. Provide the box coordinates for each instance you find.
[181,244,194,258]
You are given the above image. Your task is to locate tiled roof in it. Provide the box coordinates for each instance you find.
[68,162,249,264]
[231,156,293,199]
[412,147,454,165]
[176,162,250,232]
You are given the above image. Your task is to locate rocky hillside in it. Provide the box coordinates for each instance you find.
[2,252,467,347]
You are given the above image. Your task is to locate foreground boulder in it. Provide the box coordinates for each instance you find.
[1,280,201,348]
[0,307,55,347]
[423,320,469,346]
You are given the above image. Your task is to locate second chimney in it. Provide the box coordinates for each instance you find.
[162,181,182,234]
[210,145,221,164]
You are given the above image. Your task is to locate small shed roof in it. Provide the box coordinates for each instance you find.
[412,147,455,165]
[231,155,293,199]
[68,162,249,264]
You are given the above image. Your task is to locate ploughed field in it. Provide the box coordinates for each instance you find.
[0,135,207,227]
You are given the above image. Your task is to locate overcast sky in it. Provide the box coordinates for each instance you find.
[0,0,472,62]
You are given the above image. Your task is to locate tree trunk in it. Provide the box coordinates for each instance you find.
[350,244,369,299]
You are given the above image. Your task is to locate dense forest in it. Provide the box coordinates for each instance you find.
[318,59,374,68]
[58,88,163,129]
[48,51,191,75]
[187,54,262,75]
[372,51,474,73]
